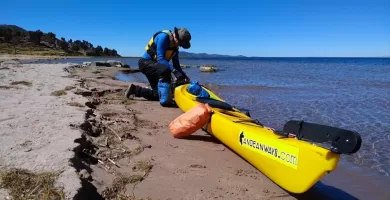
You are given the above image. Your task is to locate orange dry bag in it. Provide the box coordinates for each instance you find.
[169,103,212,138]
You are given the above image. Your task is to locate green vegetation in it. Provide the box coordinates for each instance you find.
[134,160,153,174]
[100,160,153,199]
[101,174,149,199]
[0,169,65,200]
[67,102,84,107]
[0,24,121,57]
[51,90,67,96]
[0,85,15,89]
[11,81,32,86]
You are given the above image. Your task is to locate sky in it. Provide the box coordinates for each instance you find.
[2,0,390,57]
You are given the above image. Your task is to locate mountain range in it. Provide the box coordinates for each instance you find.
[179,51,247,58]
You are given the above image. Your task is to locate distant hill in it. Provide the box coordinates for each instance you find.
[0,25,27,33]
[179,51,247,58]
[0,24,120,57]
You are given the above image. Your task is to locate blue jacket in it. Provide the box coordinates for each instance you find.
[142,32,183,73]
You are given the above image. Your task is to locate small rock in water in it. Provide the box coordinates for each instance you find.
[83,62,92,67]
[91,61,111,67]
[87,60,130,68]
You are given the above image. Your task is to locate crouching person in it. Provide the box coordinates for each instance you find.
[124,27,191,107]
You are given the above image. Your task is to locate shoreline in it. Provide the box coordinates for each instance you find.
[1,57,389,199]
[0,54,88,65]
[0,54,125,64]
[0,54,90,59]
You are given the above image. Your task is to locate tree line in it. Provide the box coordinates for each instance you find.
[0,25,120,57]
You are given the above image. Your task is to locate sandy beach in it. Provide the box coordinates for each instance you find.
[1,55,389,200]
[0,54,89,65]
[0,58,86,198]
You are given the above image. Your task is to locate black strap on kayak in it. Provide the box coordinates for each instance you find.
[276,120,362,154]
[195,97,265,126]
[195,85,250,117]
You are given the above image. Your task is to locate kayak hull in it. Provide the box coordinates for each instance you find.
[174,84,340,194]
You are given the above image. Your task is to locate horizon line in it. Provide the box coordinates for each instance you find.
[120,55,390,58]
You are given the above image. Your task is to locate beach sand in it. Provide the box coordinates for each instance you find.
[1,56,387,200]
[0,54,87,64]
[0,59,86,198]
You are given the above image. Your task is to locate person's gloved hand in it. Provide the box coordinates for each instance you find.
[173,70,190,83]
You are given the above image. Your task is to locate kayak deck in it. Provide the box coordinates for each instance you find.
[174,84,340,194]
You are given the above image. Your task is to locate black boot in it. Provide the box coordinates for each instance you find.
[124,84,137,99]
[138,86,159,101]
[125,84,159,101]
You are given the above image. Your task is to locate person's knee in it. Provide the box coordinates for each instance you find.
[138,59,150,73]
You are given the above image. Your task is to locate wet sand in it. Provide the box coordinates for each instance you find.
[1,58,389,199]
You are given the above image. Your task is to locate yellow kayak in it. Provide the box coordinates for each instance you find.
[173,83,343,194]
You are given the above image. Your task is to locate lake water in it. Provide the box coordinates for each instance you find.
[40,57,390,198]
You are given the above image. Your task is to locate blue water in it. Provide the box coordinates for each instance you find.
[45,57,390,178]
